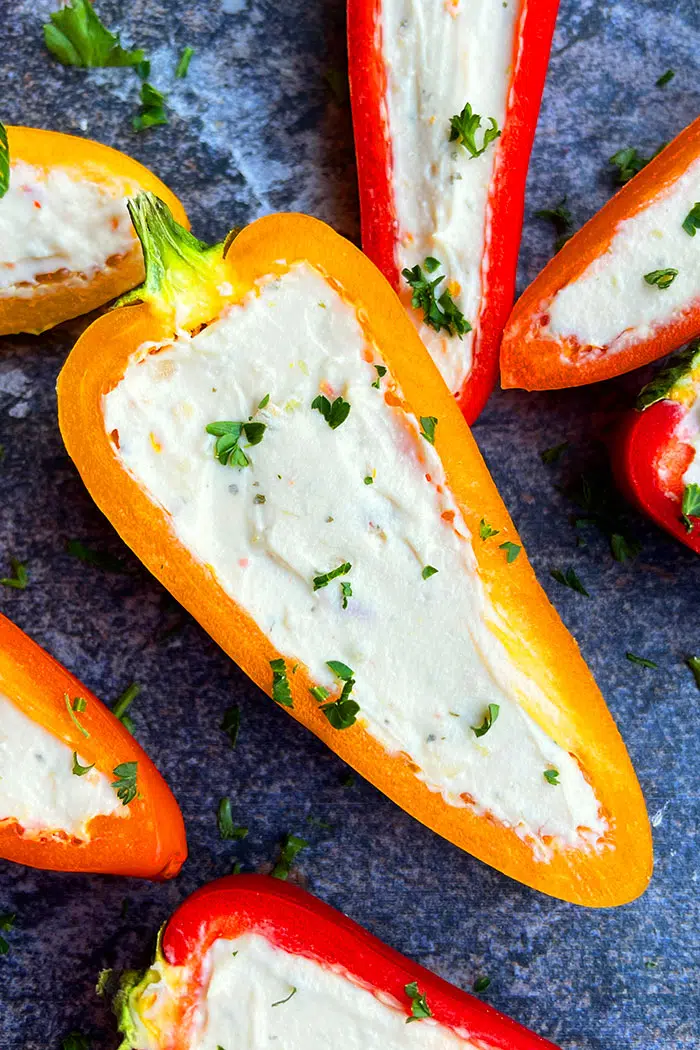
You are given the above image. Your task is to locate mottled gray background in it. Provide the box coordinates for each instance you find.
[1,1,698,1048]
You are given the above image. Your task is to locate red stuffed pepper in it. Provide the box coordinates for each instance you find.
[615,341,700,553]
[347,0,560,422]
[115,874,558,1049]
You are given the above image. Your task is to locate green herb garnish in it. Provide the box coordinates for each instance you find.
[65,693,90,738]
[44,0,144,67]
[0,122,9,199]
[112,682,141,734]
[550,567,589,596]
[217,797,248,841]
[326,660,353,680]
[535,200,573,252]
[644,268,678,289]
[421,565,438,580]
[364,475,374,485]
[132,82,169,132]
[60,1033,91,1050]
[0,913,15,956]
[499,541,521,563]
[473,975,491,993]
[686,656,700,690]
[405,981,432,1023]
[609,147,649,184]
[311,394,351,429]
[403,262,471,337]
[272,986,297,1007]
[419,415,438,444]
[540,441,569,465]
[449,102,500,159]
[682,203,700,237]
[340,581,352,609]
[66,539,128,574]
[319,661,359,729]
[270,658,293,708]
[272,833,308,880]
[175,45,194,78]
[111,762,138,805]
[309,685,330,702]
[372,364,387,389]
[543,768,560,785]
[626,652,658,669]
[681,482,700,530]
[206,420,266,468]
[0,557,28,590]
[313,562,351,590]
[72,752,95,777]
[221,705,240,748]
[479,518,499,540]
[656,69,675,87]
[472,702,500,738]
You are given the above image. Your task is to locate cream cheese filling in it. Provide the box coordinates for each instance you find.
[103,262,606,857]
[0,160,136,298]
[0,692,122,839]
[380,0,519,394]
[130,932,480,1050]
[547,155,700,352]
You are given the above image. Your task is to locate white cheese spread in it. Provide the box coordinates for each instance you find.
[547,155,700,351]
[131,931,480,1050]
[0,692,121,839]
[0,160,136,298]
[380,0,519,393]
[103,262,606,857]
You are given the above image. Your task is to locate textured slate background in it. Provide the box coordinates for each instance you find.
[1,1,699,1047]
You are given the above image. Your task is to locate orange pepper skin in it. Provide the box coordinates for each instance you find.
[0,126,188,337]
[501,116,700,390]
[0,611,187,879]
[58,210,651,906]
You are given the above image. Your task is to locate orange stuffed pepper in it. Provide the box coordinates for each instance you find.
[0,124,187,336]
[0,611,186,878]
[58,194,651,906]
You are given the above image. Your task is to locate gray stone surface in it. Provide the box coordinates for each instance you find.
[0,1,698,1048]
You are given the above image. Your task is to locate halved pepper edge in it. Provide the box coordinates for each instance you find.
[501,116,700,391]
[614,342,700,554]
[114,874,560,1050]
[0,125,188,337]
[0,610,187,878]
[347,0,561,422]
[57,195,651,906]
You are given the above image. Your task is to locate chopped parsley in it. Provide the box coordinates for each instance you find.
[472,702,499,738]
[419,416,438,444]
[449,102,500,159]
[311,393,351,429]
[313,562,351,590]
[567,472,641,562]
[364,475,374,485]
[534,200,574,252]
[499,541,521,563]
[682,203,700,237]
[540,441,569,465]
[43,0,144,67]
[253,494,266,505]
[686,656,700,690]
[111,762,138,806]
[60,1033,91,1050]
[65,694,90,738]
[206,420,266,468]
[0,557,28,590]
[473,975,491,993]
[66,539,128,574]
[550,567,589,596]
[626,652,658,670]
[421,565,438,580]
[270,658,293,708]
[175,45,194,78]
[272,833,308,880]
[372,364,387,389]
[656,68,675,87]
[0,122,8,199]
[258,393,270,410]
[609,147,650,185]
[72,752,95,777]
[112,681,141,734]
[0,912,15,956]
[644,268,678,289]
[681,482,700,530]
[479,518,499,541]
[132,82,169,132]
[217,797,248,841]
[543,768,560,786]
[310,685,330,702]
[340,581,352,609]
[271,987,297,1007]
[319,660,359,729]
[221,704,241,748]
[403,262,471,337]
[405,981,432,1023]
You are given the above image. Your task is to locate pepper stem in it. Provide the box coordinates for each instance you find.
[119,191,232,330]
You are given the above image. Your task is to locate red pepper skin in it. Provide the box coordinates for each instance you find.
[347,0,560,423]
[160,874,558,1050]
[615,400,699,554]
